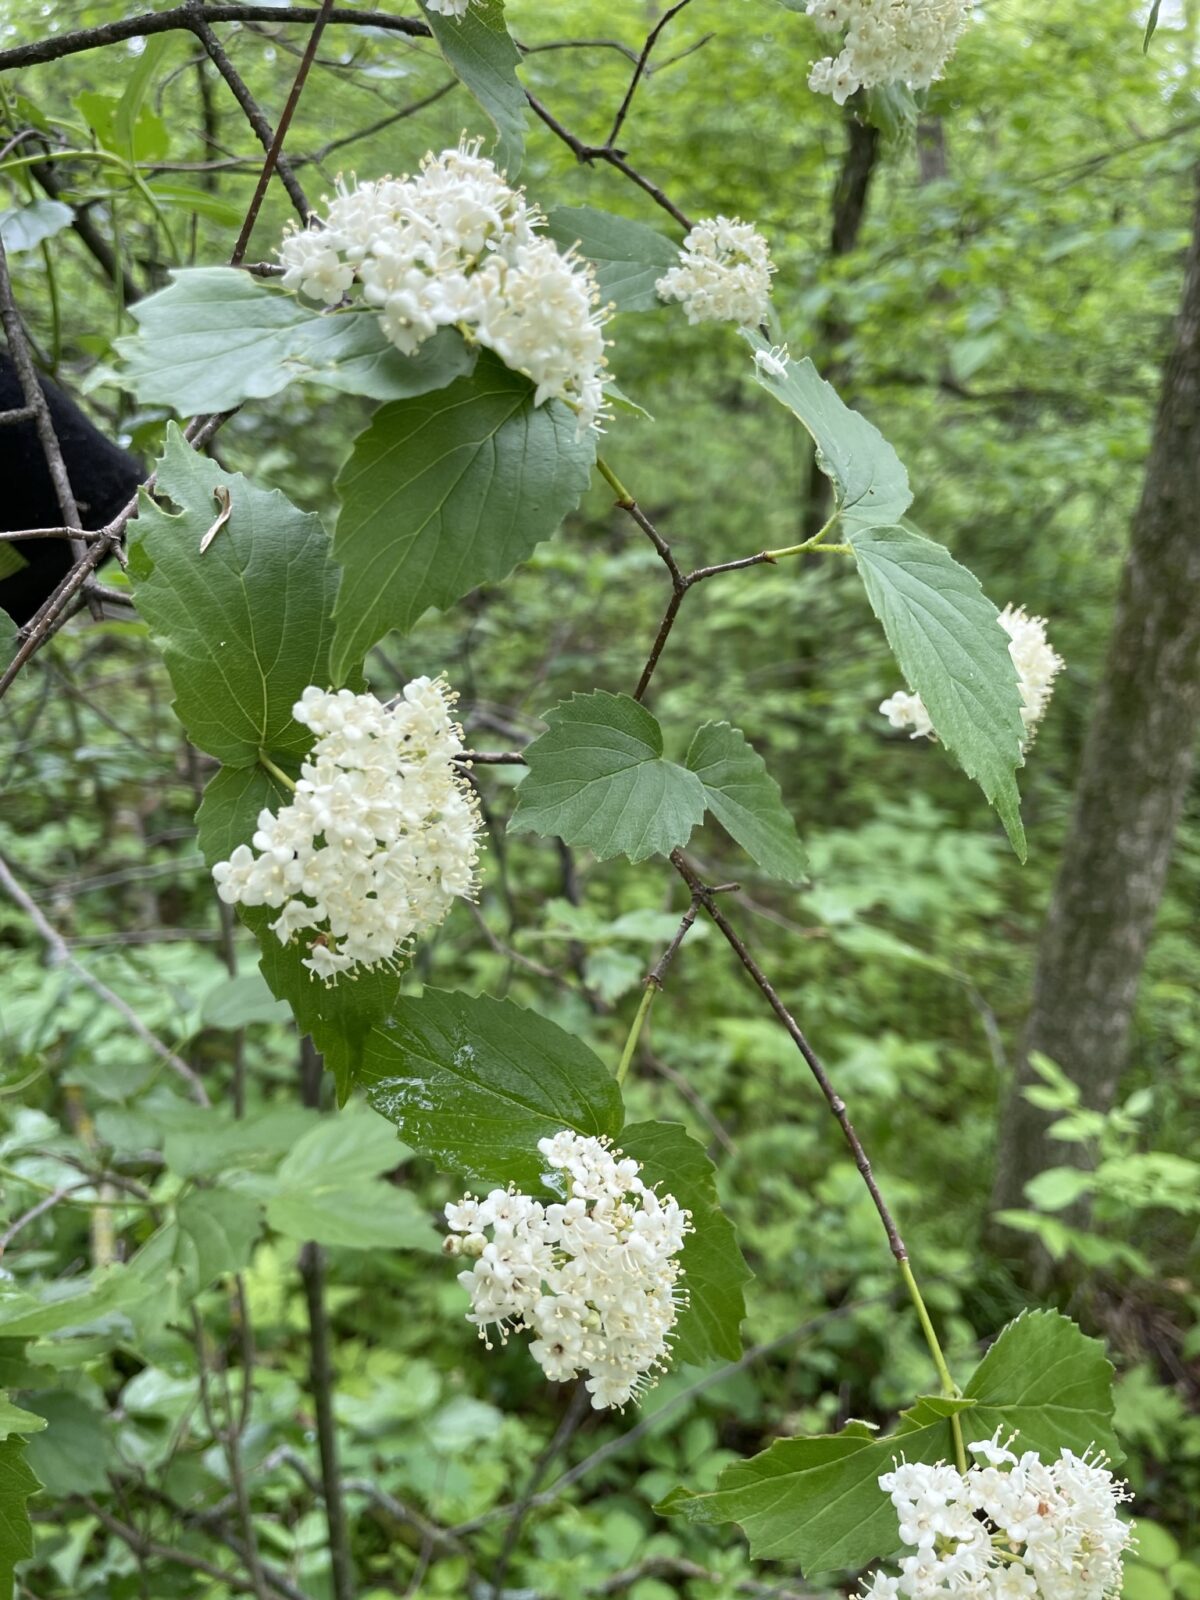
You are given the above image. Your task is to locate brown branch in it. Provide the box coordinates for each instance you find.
[0,851,211,1106]
[450,1295,891,1537]
[0,6,430,73]
[524,92,693,233]
[230,0,334,262]
[489,1383,592,1598]
[606,0,694,150]
[670,850,908,1263]
[597,471,776,701]
[298,1243,355,1600]
[188,10,310,225]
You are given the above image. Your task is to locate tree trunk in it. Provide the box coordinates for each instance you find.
[803,112,881,538]
[991,164,1200,1225]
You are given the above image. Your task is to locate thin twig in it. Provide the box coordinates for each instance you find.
[606,0,694,150]
[449,1295,889,1537]
[191,1310,272,1600]
[524,93,693,233]
[670,849,907,1262]
[188,9,310,224]
[490,1382,592,1598]
[298,1243,355,1600]
[230,0,334,262]
[0,852,210,1106]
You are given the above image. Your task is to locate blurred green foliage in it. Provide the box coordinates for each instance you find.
[0,0,1197,1595]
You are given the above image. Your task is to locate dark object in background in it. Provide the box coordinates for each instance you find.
[0,352,142,625]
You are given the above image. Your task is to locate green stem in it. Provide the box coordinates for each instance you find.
[614,982,658,1087]
[258,751,297,793]
[765,512,845,560]
[596,455,635,507]
[899,1257,968,1474]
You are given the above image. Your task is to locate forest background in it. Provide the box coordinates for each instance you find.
[0,1,1197,1598]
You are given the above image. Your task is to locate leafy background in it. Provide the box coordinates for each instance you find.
[0,1,1197,1598]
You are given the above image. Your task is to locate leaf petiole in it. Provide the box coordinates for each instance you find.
[258,750,298,793]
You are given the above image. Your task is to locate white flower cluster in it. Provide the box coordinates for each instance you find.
[278,142,610,429]
[880,605,1064,748]
[862,1432,1133,1599]
[444,1131,692,1410]
[656,216,774,328]
[425,0,476,15]
[212,679,481,983]
[806,0,971,105]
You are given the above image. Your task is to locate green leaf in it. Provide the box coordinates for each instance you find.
[618,1121,751,1364]
[660,1404,966,1568]
[128,425,346,767]
[0,1272,155,1340]
[1022,1166,1096,1212]
[115,34,170,160]
[420,0,526,176]
[194,765,283,866]
[544,206,679,312]
[130,1190,264,1297]
[357,989,624,1191]
[76,89,168,162]
[661,1312,1118,1573]
[155,1105,319,1180]
[0,1437,39,1599]
[23,1393,110,1495]
[0,1398,45,1443]
[146,181,246,227]
[255,929,406,1106]
[1144,0,1163,51]
[116,269,475,412]
[0,199,73,253]
[743,333,912,533]
[331,353,594,675]
[261,1108,439,1252]
[510,692,707,864]
[200,972,292,1031]
[962,1309,1121,1462]
[685,721,806,881]
[849,522,1027,857]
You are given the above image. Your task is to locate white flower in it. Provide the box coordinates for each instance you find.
[805,0,971,103]
[754,342,790,379]
[211,678,481,982]
[879,605,1063,749]
[656,215,775,328]
[860,1434,1133,1599]
[425,0,475,12]
[444,1132,692,1409]
[879,688,935,740]
[276,142,610,430]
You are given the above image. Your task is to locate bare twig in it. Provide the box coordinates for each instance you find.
[191,1311,272,1600]
[188,10,310,224]
[490,1383,592,1598]
[524,93,693,233]
[230,0,334,262]
[670,850,908,1262]
[298,1243,355,1600]
[0,852,210,1106]
[449,1295,889,1537]
[606,0,694,150]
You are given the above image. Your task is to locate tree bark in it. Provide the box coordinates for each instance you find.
[803,111,881,538]
[991,164,1200,1226]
